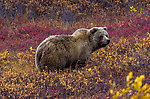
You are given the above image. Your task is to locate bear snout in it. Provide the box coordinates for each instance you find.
[107,39,110,44]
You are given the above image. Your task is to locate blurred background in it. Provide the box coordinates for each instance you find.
[0,0,149,28]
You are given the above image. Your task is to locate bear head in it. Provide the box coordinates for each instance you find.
[89,27,110,52]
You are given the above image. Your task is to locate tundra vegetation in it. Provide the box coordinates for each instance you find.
[0,0,149,98]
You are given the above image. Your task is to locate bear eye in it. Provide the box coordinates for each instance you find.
[99,36,103,39]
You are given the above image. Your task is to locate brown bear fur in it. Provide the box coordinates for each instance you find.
[35,27,110,72]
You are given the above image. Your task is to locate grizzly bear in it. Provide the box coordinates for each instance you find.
[35,27,110,72]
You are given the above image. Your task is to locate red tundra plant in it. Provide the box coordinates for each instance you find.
[1,24,71,51]
[0,13,149,51]
[106,14,150,38]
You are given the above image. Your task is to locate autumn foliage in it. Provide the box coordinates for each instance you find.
[0,0,150,98]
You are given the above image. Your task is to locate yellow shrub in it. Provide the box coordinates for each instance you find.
[110,72,150,99]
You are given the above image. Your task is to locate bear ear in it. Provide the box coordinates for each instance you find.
[90,27,98,34]
[103,27,107,30]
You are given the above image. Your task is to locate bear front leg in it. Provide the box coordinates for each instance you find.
[77,60,86,68]
[71,60,78,70]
